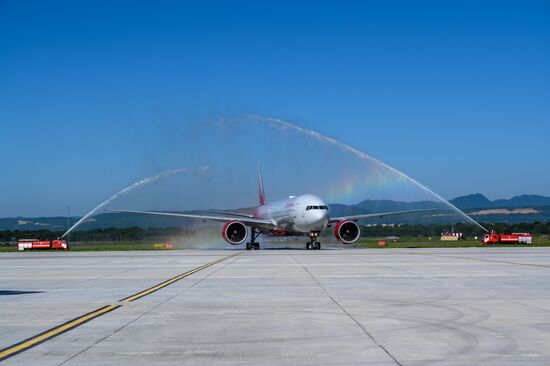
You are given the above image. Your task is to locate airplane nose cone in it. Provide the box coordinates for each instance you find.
[309,210,329,230]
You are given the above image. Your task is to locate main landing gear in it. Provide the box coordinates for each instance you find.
[306,232,321,250]
[246,228,261,250]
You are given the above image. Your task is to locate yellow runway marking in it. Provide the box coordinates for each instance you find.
[0,304,120,361]
[120,252,242,302]
[0,252,241,362]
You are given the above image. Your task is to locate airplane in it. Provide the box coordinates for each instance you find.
[109,165,432,250]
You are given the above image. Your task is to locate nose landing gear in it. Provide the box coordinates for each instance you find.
[306,242,321,250]
[306,232,321,250]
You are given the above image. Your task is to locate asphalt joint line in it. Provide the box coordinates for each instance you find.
[406,251,550,269]
[0,252,242,363]
[58,253,242,366]
[289,253,403,366]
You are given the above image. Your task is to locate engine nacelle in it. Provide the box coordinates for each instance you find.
[222,220,248,245]
[334,220,360,244]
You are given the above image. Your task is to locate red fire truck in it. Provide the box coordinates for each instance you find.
[481,232,532,245]
[17,239,69,251]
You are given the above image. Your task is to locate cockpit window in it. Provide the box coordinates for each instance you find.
[307,205,328,210]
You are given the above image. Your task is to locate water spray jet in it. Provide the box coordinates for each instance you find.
[247,115,488,232]
[61,166,210,238]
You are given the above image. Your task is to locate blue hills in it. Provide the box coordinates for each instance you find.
[449,194,550,210]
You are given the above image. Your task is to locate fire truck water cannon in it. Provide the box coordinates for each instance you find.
[17,239,69,251]
[481,232,532,245]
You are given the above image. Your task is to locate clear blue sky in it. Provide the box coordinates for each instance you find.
[1,1,549,216]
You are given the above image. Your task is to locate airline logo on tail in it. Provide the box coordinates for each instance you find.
[258,163,265,206]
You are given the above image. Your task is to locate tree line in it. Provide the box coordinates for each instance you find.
[0,227,186,243]
[362,221,550,238]
[1,221,549,244]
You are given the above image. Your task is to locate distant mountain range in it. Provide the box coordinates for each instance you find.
[354,194,550,225]
[1,193,549,231]
[449,194,550,210]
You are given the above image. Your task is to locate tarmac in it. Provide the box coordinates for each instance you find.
[1,247,550,365]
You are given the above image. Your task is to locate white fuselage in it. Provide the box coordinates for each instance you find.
[253,194,329,235]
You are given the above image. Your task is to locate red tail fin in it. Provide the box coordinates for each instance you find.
[258,163,265,206]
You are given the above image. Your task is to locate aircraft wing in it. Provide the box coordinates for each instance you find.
[329,209,434,224]
[207,210,253,218]
[107,209,272,227]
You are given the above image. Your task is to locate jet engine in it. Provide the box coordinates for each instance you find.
[334,220,360,244]
[222,220,248,245]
